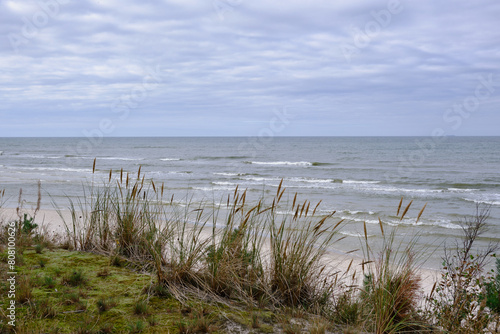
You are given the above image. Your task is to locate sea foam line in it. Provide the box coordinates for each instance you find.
[247,161,313,166]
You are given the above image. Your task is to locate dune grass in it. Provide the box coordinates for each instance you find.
[49,163,346,314]
[356,200,428,333]
[1,163,500,333]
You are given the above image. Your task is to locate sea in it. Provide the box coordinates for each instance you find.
[1,136,499,270]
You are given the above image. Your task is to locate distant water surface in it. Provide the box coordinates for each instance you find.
[1,137,499,269]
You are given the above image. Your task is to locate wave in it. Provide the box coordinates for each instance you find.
[18,154,63,159]
[384,218,462,230]
[242,177,282,183]
[160,158,181,161]
[212,181,238,186]
[287,177,335,184]
[340,231,375,238]
[340,215,462,230]
[192,186,235,192]
[246,161,313,167]
[6,166,90,173]
[209,176,448,197]
[337,209,376,216]
[214,172,246,176]
[463,197,500,206]
[447,188,478,193]
[343,180,380,184]
[359,185,444,195]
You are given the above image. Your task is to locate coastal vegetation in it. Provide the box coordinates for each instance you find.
[0,162,499,333]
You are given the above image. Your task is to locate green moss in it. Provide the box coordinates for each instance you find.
[0,247,307,333]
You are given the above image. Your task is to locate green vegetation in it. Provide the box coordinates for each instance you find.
[1,163,499,333]
[485,258,500,314]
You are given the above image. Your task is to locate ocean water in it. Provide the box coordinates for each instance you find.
[1,137,499,269]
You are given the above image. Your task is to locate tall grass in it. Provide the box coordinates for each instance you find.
[360,199,426,333]
[53,162,346,311]
[269,181,343,309]
[8,161,500,332]
[205,188,266,301]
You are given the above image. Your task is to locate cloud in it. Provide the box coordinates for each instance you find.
[0,0,499,136]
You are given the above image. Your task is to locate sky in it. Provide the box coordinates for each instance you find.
[0,0,499,137]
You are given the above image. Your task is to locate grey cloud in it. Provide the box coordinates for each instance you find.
[0,0,499,136]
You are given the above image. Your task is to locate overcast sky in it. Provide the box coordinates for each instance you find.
[1,0,499,137]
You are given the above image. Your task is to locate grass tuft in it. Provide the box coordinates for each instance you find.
[133,299,149,315]
[63,269,87,286]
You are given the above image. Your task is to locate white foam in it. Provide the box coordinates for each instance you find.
[340,216,379,224]
[214,172,244,176]
[19,154,63,159]
[160,158,181,161]
[212,181,238,186]
[463,194,500,206]
[339,209,375,215]
[249,161,312,166]
[385,218,461,230]
[193,186,235,192]
[361,186,443,195]
[341,231,375,238]
[448,188,478,193]
[288,177,334,183]
[343,180,380,184]
[7,166,89,173]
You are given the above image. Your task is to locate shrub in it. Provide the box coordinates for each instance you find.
[429,204,498,333]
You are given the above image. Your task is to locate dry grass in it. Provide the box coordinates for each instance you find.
[360,200,427,333]
[269,182,343,310]
[4,161,497,332]
[53,163,346,314]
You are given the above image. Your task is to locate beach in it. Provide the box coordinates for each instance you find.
[0,205,441,298]
[1,137,499,271]
[2,137,499,332]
